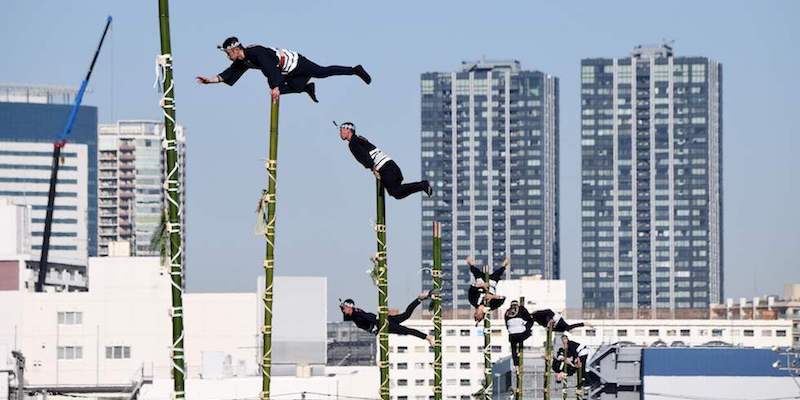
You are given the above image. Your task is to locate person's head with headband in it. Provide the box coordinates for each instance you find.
[339,298,356,318]
[336,121,356,141]
[505,299,520,318]
[218,36,245,62]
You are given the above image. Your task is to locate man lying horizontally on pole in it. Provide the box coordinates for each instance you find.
[196,36,371,103]
[467,257,508,324]
[338,121,432,199]
[340,292,435,346]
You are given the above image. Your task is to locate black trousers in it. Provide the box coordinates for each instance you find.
[553,319,584,333]
[470,264,506,310]
[379,161,428,200]
[386,298,427,339]
[508,331,531,366]
[279,56,355,93]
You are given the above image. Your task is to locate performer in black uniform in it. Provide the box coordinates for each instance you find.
[340,292,434,346]
[467,257,508,323]
[554,334,591,390]
[529,308,590,332]
[339,122,432,199]
[196,36,371,103]
[504,299,534,368]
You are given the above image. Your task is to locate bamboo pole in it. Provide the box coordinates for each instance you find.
[515,296,525,400]
[260,98,280,400]
[576,359,583,400]
[375,180,389,400]
[561,374,568,400]
[156,2,185,398]
[432,222,442,400]
[544,325,553,400]
[483,266,492,400]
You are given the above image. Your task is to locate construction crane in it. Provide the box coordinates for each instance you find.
[36,16,112,292]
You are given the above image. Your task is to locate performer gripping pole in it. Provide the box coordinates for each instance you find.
[339,295,434,345]
[338,122,432,199]
[467,257,508,323]
[197,36,371,103]
[156,2,185,398]
[515,297,525,400]
[504,297,530,400]
[530,309,591,333]
[432,222,443,400]
[544,323,553,400]
[482,266,493,400]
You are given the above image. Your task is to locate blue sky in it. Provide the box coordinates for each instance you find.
[2,1,798,317]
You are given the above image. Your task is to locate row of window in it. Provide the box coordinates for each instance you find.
[577,328,787,338]
[392,345,503,358]
[396,378,471,387]
[57,345,131,360]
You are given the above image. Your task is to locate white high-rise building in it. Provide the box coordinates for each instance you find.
[0,141,89,263]
[97,121,186,257]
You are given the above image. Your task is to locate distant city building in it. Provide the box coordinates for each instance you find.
[709,284,800,348]
[420,59,560,311]
[327,322,377,366]
[580,44,723,315]
[0,199,87,292]
[0,84,98,257]
[97,121,186,257]
[0,141,89,263]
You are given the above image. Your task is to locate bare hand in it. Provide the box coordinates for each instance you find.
[503,257,510,268]
[195,76,216,84]
[465,257,475,266]
[372,168,381,179]
[271,87,280,102]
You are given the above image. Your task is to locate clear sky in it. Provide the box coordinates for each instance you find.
[2,1,798,318]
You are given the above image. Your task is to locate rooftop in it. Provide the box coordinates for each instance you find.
[0,84,81,105]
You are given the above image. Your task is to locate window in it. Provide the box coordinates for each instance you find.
[397,363,408,370]
[666,330,677,337]
[57,312,83,325]
[460,329,470,337]
[762,330,773,337]
[777,330,787,337]
[58,346,83,360]
[460,379,471,387]
[446,329,456,336]
[744,329,754,337]
[712,329,723,337]
[105,346,131,359]
[680,329,690,337]
[617,329,628,337]
[491,345,502,353]
[460,362,470,369]
[635,329,645,336]
[415,379,426,387]
[415,346,426,353]
[415,362,426,369]
[585,329,596,337]
[446,379,457,386]
[648,329,659,337]
[446,362,456,369]
[397,346,408,353]
[397,379,408,386]
[459,346,470,353]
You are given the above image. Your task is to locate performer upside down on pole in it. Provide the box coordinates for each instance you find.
[340,292,435,346]
[467,257,508,323]
[196,36,371,103]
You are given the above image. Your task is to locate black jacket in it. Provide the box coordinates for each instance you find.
[504,305,535,333]
[530,308,555,328]
[344,308,378,334]
[218,45,288,89]
[468,286,506,310]
[348,135,378,170]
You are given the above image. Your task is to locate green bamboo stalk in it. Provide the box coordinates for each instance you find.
[432,222,442,400]
[483,266,492,400]
[561,374,568,400]
[544,325,553,400]
[156,1,185,398]
[375,180,389,400]
[260,98,280,400]
[576,358,583,400]
[515,296,524,400]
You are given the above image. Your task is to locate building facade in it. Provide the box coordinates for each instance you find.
[580,44,723,315]
[327,322,377,366]
[420,60,560,311]
[97,121,186,257]
[0,85,98,257]
[0,141,89,263]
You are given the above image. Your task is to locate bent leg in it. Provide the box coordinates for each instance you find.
[391,298,421,323]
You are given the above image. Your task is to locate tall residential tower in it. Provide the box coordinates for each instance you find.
[421,60,559,311]
[580,44,723,316]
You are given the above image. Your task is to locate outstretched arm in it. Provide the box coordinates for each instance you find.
[196,75,223,84]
